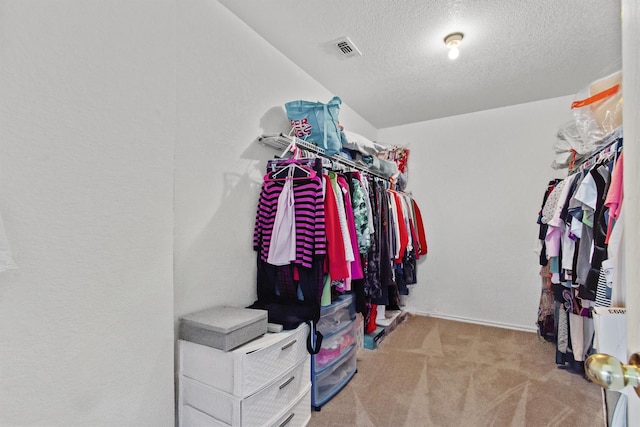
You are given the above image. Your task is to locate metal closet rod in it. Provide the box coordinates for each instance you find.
[569,130,623,175]
[258,133,390,180]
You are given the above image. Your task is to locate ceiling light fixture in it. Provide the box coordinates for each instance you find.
[444,32,464,60]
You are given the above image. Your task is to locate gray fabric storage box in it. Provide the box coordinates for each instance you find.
[179,306,268,351]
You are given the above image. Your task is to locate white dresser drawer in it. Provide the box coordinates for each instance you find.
[180,357,310,426]
[270,386,311,427]
[180,323,309,397]
[180,405,227,427]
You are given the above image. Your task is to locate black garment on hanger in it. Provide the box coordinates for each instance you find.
[580,162,612,300]
[369,180,394,306]
[537,179,561,267]
[252,258,324,329]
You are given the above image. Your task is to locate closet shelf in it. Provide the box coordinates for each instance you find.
[259,133,390,180]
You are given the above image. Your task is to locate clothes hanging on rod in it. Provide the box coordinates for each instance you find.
[259,133,393,180]
[251,147,427,334]
[535,136,624,376]
[568,135,622,175]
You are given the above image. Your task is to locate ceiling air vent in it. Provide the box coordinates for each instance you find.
[334,37,362,58]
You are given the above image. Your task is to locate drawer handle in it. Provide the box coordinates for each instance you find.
[278,413,295,427]
[280,339,297,351]
[279,376,295,389]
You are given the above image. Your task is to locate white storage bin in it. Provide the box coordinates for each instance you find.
[179,306,268,352]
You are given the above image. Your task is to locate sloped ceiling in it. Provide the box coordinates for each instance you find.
[218,0,622,128]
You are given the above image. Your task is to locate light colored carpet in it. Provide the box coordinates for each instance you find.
[308,314,604,427]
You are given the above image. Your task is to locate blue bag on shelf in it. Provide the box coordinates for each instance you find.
[285,96,342,156]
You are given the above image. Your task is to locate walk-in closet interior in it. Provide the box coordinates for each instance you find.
[1,1,637,426]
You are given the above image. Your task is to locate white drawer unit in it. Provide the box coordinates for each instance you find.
[271,387,311,427]
[181,406,227,427]
[179,323,311,426]
[311,294,358,410]
[180,323,309,397]
[179,385,310,427]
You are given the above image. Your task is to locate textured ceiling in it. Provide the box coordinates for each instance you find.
[218,0,622,128]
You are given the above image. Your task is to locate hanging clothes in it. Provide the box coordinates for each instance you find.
[252,148,430,331]
[369,180,394,306]
[388,190,409,264]
[337,174,364,283]
[604,152,624,241]
[251,160,327,331]
[364,178,385,300]
[582,162,613,300]
[253,166,326,269]
[328,172,354,264]
[349,174,371,254]
[534,137,623,375]
[412,199,428,257]
[267,174,297,266]
[323,173,349,281]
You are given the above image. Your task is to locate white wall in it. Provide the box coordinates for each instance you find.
[174,0,376,319]
[0,0,580,423]
[379,96,574,331]
[0,0,376,424]
[0,1,175,426]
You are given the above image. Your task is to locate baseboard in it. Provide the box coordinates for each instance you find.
[364,310,409,350]
[407,310,538,333]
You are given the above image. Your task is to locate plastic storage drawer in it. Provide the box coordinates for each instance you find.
[317,294,356,336]
[270,386,311,427]
[180,405,227,427]
[312,345,357,409]
[314,320,357,371]
[179,324,309,398]
[180,386,311,427]
[180,358,310,426]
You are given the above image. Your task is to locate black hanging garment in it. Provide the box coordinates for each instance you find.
[580,163,611,300]
[251,258,323,329]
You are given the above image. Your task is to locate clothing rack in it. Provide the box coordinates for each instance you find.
[259,133,390,181]
[568,129,623,175]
